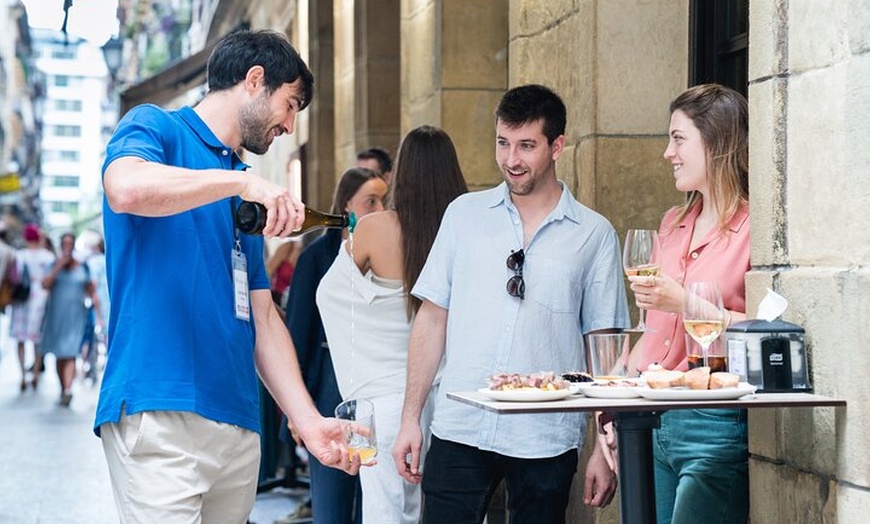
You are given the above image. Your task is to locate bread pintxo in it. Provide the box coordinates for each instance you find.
[709,372,740,389]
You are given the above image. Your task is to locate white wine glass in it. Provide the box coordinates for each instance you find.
[623,229,661,332]
[682,281,725,369]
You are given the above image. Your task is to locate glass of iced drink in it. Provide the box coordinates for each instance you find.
[334,398,378,464]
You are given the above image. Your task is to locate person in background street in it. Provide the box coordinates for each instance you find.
[95,29,361,523]
[279,166,388,524]
[266,239,299,309]
[10,223,55,392]
[392,85,629,523]
[42,235,55,256]
[357,146,393,183]
[82,235,109,382]
[0,221,15,293]
[318,126,468,523]
[624,83,750,524]
[0,222,20,385]
[40,232,95,407]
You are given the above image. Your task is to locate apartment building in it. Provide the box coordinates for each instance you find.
[31,27,109,234]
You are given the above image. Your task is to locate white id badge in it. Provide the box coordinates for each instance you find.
[232,249,250,321]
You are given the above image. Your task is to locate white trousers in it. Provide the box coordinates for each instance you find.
[360,389,435,524]
[101,410,260,524]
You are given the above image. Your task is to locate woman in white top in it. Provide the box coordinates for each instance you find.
[318,125,468,523]
[11,224,55,391]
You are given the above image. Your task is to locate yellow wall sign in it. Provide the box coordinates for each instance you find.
[0,173,21,193]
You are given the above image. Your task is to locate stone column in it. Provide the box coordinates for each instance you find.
[306,0,337,210]
[334,0,357,172]
[402,0,508,191]
[334,0,401,174]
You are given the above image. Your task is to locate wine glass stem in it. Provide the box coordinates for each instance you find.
[637,307,646,329]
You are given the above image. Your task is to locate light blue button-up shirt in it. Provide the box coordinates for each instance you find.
[413,182,629,458]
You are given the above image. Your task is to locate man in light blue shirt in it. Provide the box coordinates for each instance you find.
[392,84,629,523]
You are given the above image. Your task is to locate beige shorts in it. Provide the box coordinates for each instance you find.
[101,410,260,524]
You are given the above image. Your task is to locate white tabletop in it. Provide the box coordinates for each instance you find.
[447,390,846,414]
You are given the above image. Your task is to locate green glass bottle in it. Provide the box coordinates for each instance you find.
[235,201,349,236]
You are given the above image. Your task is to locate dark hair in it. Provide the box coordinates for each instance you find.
[392,125,468,318]
[495,84,566,144]
[206,29,314,110]
[669,83,748,229]
[330,167,385,215]
[60,232,76,251]
[356,147,393,174]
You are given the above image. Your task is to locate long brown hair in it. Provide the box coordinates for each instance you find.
[669,84,748,229]
[392,126,468,319]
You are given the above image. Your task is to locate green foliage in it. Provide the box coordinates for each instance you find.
[142,38,170,77]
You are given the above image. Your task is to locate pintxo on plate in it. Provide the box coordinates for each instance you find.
[643,363,744,391]
[561,371,594,383]
[486,371,570,391]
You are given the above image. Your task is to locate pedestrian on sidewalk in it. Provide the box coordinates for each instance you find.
[9,224,53,392]
[40,232,94,407]
[95,29,362,523]
[81,233,109,383]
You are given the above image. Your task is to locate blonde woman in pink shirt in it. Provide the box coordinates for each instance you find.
[628,84,750,524]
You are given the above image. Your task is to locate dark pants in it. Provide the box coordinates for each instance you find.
[308,455,362,524]
[421,436,578,524]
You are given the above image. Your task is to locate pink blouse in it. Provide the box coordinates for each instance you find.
[637,202,750,373]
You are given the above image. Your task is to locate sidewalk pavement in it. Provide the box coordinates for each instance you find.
[0,317,304,523]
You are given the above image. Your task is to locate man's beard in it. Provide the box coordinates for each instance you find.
[502,167,536,196]
[239,95,277,155]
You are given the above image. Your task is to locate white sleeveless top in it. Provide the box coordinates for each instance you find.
[316,240,413,400]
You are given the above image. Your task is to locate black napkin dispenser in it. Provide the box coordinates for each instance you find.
[724,319,812,393]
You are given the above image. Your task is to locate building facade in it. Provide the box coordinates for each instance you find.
[31,28,110,235]
[0,0,43,233]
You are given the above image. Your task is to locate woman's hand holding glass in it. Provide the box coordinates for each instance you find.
[627,271,685,315]
[623,229,661,331]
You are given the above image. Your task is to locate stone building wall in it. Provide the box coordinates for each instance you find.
[746,1,869,522]
[508,0,686,239]
[401,0,507,191]
[334,0,401,175]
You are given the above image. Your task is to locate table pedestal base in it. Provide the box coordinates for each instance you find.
[615,411,662,524]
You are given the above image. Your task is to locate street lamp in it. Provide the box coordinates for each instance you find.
[101,37,123,82]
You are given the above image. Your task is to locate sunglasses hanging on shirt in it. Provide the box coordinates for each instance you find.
[506,249,525,299]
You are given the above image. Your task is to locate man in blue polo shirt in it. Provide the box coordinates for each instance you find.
[95,30,361,523]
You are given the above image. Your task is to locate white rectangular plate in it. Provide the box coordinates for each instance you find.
[477,387,575,402]
[637,382,757,401]
[575,381,644,399]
